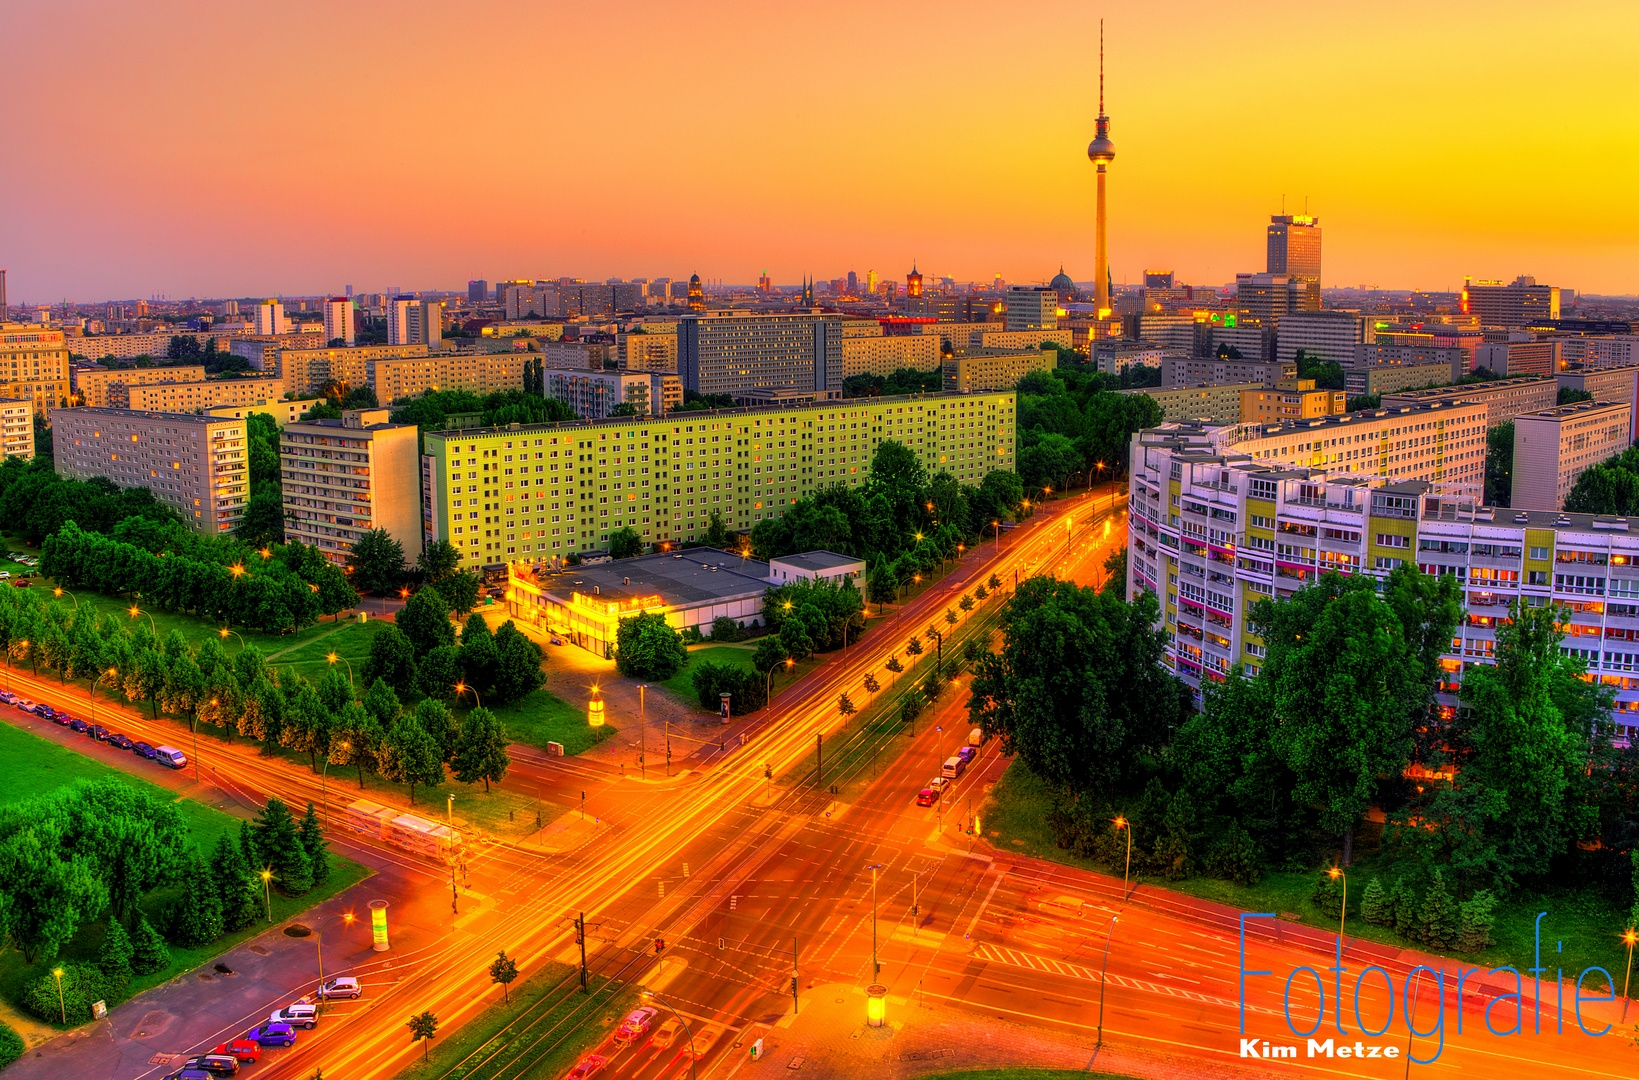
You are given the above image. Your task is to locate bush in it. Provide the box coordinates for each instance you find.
[1359,877,1390,926]
[22,963,109,1025]
[1418,870,1459,949]
[691,661,767,714]
[0,1020,21,1068]
[1458,890,1498,952]
[1202,823,1260,886]
[710,616,742,642]
[615,612,688,679]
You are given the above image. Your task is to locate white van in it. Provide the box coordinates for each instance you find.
[968,727,984,747]
[154,745,188,770]
[941,756,965,780]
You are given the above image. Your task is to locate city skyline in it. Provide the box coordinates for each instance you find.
[4,1,1638,302]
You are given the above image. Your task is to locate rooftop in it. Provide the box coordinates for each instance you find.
[1517,399,1626,421]
[526,547,773,608]
[769,550,863,572]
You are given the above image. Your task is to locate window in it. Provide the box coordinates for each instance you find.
[1529,546,1551,560]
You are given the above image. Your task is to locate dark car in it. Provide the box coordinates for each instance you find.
[89,725,111,741]
[33,703,55,718]
[244,1023,296,1047]
[66,718,90,733]
[107,733,134,750]
[164,1070,211,1080]
[132,741,158,760]
[52,712,73,726]
[182,1054,240,1076]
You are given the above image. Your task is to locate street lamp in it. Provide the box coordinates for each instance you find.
[314,912,356,1013]
[1114,816,1133,899]
[127,605,156,633]
[1624,927,1637,1019]
[454,681,482,709]
[992,519,1001,552]
[52,586,78,610]
[640,990,697,1080]
[218,626,245,651]
[1327,866,1347,941]
[1096,914,1118,1047]
[51,966,66,1024]
[326,651,354,694]
[90,666,117,726]
[260,868,273,922]
[321,741,348,829]
[867,863,884,981]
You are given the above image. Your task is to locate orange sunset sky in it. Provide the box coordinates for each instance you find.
[3,0,1637,301]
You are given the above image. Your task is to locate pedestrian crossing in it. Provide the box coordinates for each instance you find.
[971,942,1277,1016]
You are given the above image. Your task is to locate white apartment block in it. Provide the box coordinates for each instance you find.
[254,300,287,336]
[1276,310,1372,366]
[1563,336,1639,370]
[1512,400,1632,511]
[1380,376,1558,429]
[322,298,356,346]
[1127,439,1639,740]
[1557,366,1639,443]
[967,328,1072,354]
[1228,399,1488,491]
[0,398,34,459]
[52,408,248,533]
[545,370,656,418]
[124,378,284,414]
[387,299,442,349]
[281,408,422,566]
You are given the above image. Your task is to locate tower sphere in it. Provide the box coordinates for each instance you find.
[1088,132,1115,164]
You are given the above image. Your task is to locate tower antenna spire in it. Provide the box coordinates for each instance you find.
[1099,19,1105,115]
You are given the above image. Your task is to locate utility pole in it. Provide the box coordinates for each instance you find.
[869,864,883,980]
[791,936,800,1015]
[575,912,588,993]
[816,732,823,789]
[639,684,646,779]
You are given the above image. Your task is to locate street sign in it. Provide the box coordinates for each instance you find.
[751,1038,763,1060]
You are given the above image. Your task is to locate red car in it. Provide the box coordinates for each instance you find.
[916,787,939,807]
[212,1040,260,1064]
[567,1054,607,1080]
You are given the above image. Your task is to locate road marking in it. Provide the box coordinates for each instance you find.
[970,942,1278,1016]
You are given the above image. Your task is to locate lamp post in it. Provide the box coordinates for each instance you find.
[1624,928,1637,1019]
[1114,816,1133,899]
[321,741,348,829]
[127,605,156,634]
[992,519,1001,552]
[447,793,458,914]
[314,912,356,1013]
[641,990,697,1080]
[51,966,66,1024]
[638,684,646,779]
[260,868,273,922]
[52,586,78,610]
[454,681,482,710]
[326,651,354,694]
[867,863,883,981]
[90,666,117,726]
[218,626,246,651]
[1095,914,1118,1048]
[1327,866,1347,941]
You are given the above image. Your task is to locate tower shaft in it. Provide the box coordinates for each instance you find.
[1095,165,1109,317]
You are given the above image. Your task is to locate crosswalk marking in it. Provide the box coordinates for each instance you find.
[971,942,1278,1016]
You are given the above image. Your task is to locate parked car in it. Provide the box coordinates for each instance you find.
[211,1040,261,1064]
[163,1069,211,1080]
[956,745,977,765]
[0,572,9,580]
[315,976,362,999]
[181,1054,240,1075]
[243,1023,296,1047]
[13,698,34,712]
[650,1017,683,1049]
[941,755,966,780]
[67,718,90,734]
[53,712,74,726]
[269,1002,317,1028]
[132,742,159,760]
[12,579,30,588]
[566,1054,606,1080]
[33,703,55,718]
[928,775,949,792]
[916,787,939,807]
[0,690,13,704]
[154,745,188,769]
[89,725,111,741]
[107,733,134,750]
[614,1006,657,1045]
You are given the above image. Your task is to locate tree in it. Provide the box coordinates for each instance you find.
[417,645,461,702]
[362,625,418,696]
[416,698,460,761]
[1417,870,1459,949]
[167,852,224,948]
[253,797,313,896]
[407,1011,438,1062]
[452,707,510,793]
[459,613,499,692]
[608,527,642,559]
[751,637,787,675]
[209,833,259,933]
[489,951,519,1003]
[615,611,687,679]
[1486,421,1515,508]
[442,570,482,617]
[491,622,544,704]
[398,586,456,655]
[98,918,134,986]
[363,678,402,729]
[1390,878,1419,938]
[1457,890,1498,952]
[298,801,331,887]
[837,693,856,722]
[1565,444,1639,517]
[380,716,445,804]
[235,485,285,547]
[704,510,729,547]
[863,673,880,695]
[418,540,461,585]
[1359,877,1390,926]
[130,914,169,975]
[348,528,407,595]
[867,562,897,611]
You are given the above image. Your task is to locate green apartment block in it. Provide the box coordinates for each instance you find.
[420,390,1017,566]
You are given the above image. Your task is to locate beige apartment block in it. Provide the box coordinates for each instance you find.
[206,398,324,426]
[52,407,248,533]
[73,363,207,407]
[1239,379,1346,425]
[0,399,34,459]
[1512,400,1632,511]
[967,328,1072,354]
[1557,365,1639,443]
[124,377,283,414]
[72,330,241,361]
[841,330,940,379]
[1,323,72,416]
[1133,382,1260,423]
[941,348,1056,393]
[622,329,678,373]
[281,408,422,566]
[1381,376,1558,429]
[368,352,531,405]
[545,370,655,418]
[277,344,429,397]
[539,338,615,371]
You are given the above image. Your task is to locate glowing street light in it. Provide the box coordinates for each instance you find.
[1327,866,1348,941]
[218,626,245,650]
[90,666,117,726]
[229,563,246,578]
[1114,816,1133,898]
[454,681,482,710]
[52,586,78,610]
[326,651,354,693]
[314,911,356,1012]
[127,605,156,633]
[51,966,66,1023]
[260,869,274,922]
[1624,927,1637,1019]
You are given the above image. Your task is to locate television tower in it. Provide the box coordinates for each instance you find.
[1087,20,1116,319]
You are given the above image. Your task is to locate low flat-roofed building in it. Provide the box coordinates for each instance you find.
[1557,365,1639,443]
[768,550,866,595]
[1239,379,1345,425]
[1512,400,1632,510]
[506,546,779,656]
[206,398,324,426]
[1130,382,1260,423]
[1380,376,1558,428]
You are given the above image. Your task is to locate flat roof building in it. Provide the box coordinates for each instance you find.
[545,370,658,418]
[1557,366,1639,443]
[678,311,843,397]
[52,407,248,533]
[124,377,283,414]
[281,408,422,566]
[1512,400,1631,510]
[71,363,208,408]
[1380,376,1558,429]
[941,348,1055,393]
[1130,383,1261,424]
[1462,276,1559,328]
[0,398,34,459]
[1160,356,1294,388]
[1239,379,1345,426]
[1344,361,1455,398]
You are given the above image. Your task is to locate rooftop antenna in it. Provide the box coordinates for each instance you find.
[1099,19,1105,115]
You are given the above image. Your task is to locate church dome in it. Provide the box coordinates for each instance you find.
[1049,268,1075,292]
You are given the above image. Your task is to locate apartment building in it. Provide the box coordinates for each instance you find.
[0,399,34,459]
[622,329,678,373]
[421,390,1017,568]
[1125,442,1639,738]
[368,352,530,405]
[1276,310,1372,366]
[71,330,240,361]
[52,408,248,533]
[678,312,844,397]
[941,348,1055,393]
[124,377,283,414]
[1,323,72,416]
[545,370,656,418]
[1512,401,1631,511]
[650,374,683,415]
[1160,356,1294,388]
[1380,376,1558,429]
[1344,362,1454,397]
[1238,379,1345,426]
[1462,276,1559,328]
[1130,383,1261,423]
[1229,400,1489,489]
[917,321,1000,354]
[387,298,442,349]
[280,408,421,567]
[259,343,425,396]
[1092,342,1165,376]
[1557,366,1639,443]
[840,328,940,379]
[72,363,208,408]
[539,338,616,371]
[1563,336,1639,370]
[206,398,323,426]
[967,328,1072,354]
[1354,344,1465,384]
[1475,339,1562,378]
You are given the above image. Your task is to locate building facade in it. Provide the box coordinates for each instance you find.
[678,312,843,397]
[1132,383,1260,424]
[72,363,208,408]
[52,408,248,533]
[622,329,679,373]
[1238,379,1346,425]
[840,329,941,379]
[369,352,530,405]
[1462,276,1560,327]
[1511,401,1632,511]
[545,370,657,418]
[276,343,428,396]
[1004,286,1058,331]
[387,299,442,349]
[1557,366,1639,443]
[280,408,422,566]
[124,377,284,414]
[1344,362,1455,397]
[1276,310,1369,366]
[0,398,34,459]
[1160,356,1294,388]
[322,298,355,347]
[941,348,1055,393]
[1380,376,1559,429]
[421,390,1017,568]
[1,322,71,416]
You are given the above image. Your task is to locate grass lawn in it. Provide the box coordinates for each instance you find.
[392,962,639,1080]
[269,619,391,687]
[0,721,371,1029]
[470,688,609,756]
[658,644,757,707]
[984,763,1636,982]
